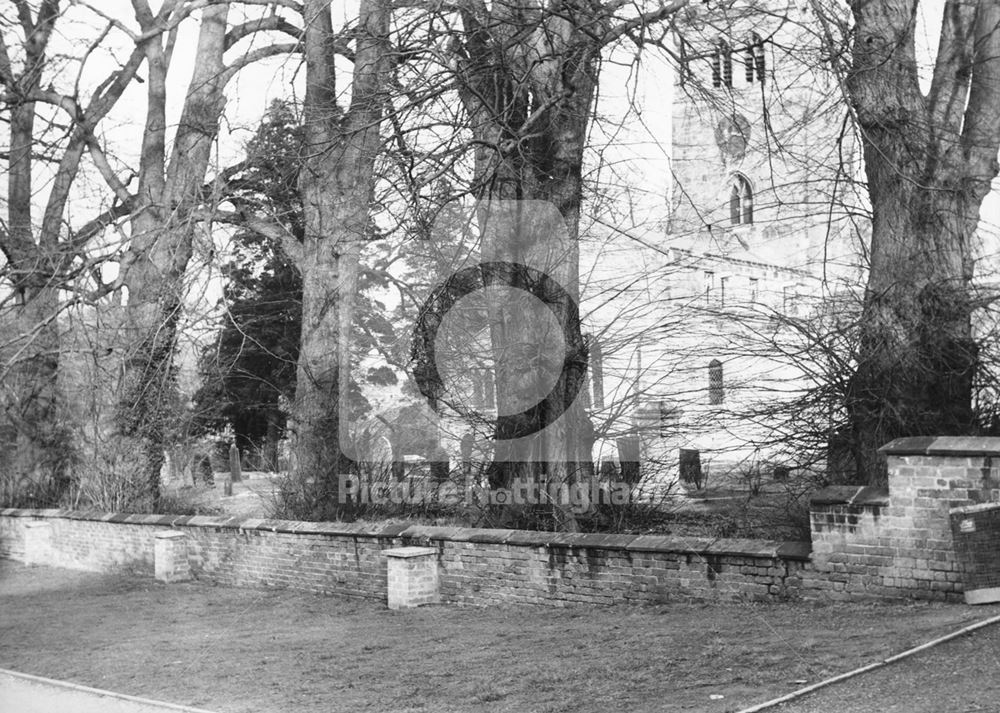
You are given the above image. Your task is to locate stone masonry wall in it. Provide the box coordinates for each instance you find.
[0,510,809,605]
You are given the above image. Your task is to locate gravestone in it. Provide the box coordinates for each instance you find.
[229,442,242,483]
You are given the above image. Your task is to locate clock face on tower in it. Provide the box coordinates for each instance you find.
[714,113,751,163]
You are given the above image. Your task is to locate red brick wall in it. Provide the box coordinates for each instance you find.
[950,503,1000,593]
[805,444,1000,602]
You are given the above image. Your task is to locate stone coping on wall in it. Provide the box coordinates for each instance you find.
[0,508,812,561]
[879,436,1000,457]
[810,485,889,507]
[950,501,1000,515]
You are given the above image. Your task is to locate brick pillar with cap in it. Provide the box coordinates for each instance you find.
[385,547,439,609]
[154,530,191,583]
[23,520,52,566]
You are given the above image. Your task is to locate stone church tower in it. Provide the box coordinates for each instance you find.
[582,0,864,489]
[669,0,860,272]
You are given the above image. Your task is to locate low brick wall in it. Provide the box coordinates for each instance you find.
[7,438,1000,606]
[0,509,810,605]
[803,437,1000,602]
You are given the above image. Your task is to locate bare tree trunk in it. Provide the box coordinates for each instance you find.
[289,0,389,518]
[844,0,1000,483]
[6,281,66,497]
[5,76,66,495]
[450,1,681,528]
[1,1,145,500]
[117,2,231,507]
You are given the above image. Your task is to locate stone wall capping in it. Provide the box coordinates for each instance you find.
[384,546,438,559]
[950,502,1000,515]
[775,541,813,560]
[536,532,578,547]
[566,533,638,549]
[503,530,564,547]
[154,530,186,540]
[372,522,413,538]
[461,529,515,544]
[810,485,889,507]
[880,436,1000,457]
[398,525,469,542]
[0,506,812,560]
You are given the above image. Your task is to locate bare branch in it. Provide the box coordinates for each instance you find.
[195,207,304,265]
[225,15,302,49]
[926,0,977,144]
[222,42,302,82]
[603,0,688,46]
[87,137,132,203]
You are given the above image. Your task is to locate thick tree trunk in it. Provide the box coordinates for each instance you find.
[1,2,147,503]
[116,3,230,507]
[5,281,69,501]
[843,0,1000,484]
[290,0,389,518]
[453,2,607,529]
[292,189,365,514]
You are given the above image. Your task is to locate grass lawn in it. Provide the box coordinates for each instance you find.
[1,560,997,712]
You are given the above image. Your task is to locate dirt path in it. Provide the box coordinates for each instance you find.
[0,560,995,713]
[0,669,219,713]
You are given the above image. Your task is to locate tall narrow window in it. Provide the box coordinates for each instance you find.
[703,270,715,303]
[708,360,724,405]
[713,39,732,87]
[749,277,759,303]
[720,276,729,306]
[745,33,765,84]
[753,34,766,82]
[730,175,753,225]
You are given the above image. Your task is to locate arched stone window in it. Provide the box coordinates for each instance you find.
[712,39,732,88]
[730,174,753,225]
[745,33,766,84]
[708,359,724,404]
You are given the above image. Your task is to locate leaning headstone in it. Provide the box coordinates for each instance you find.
[229,442,242,483]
